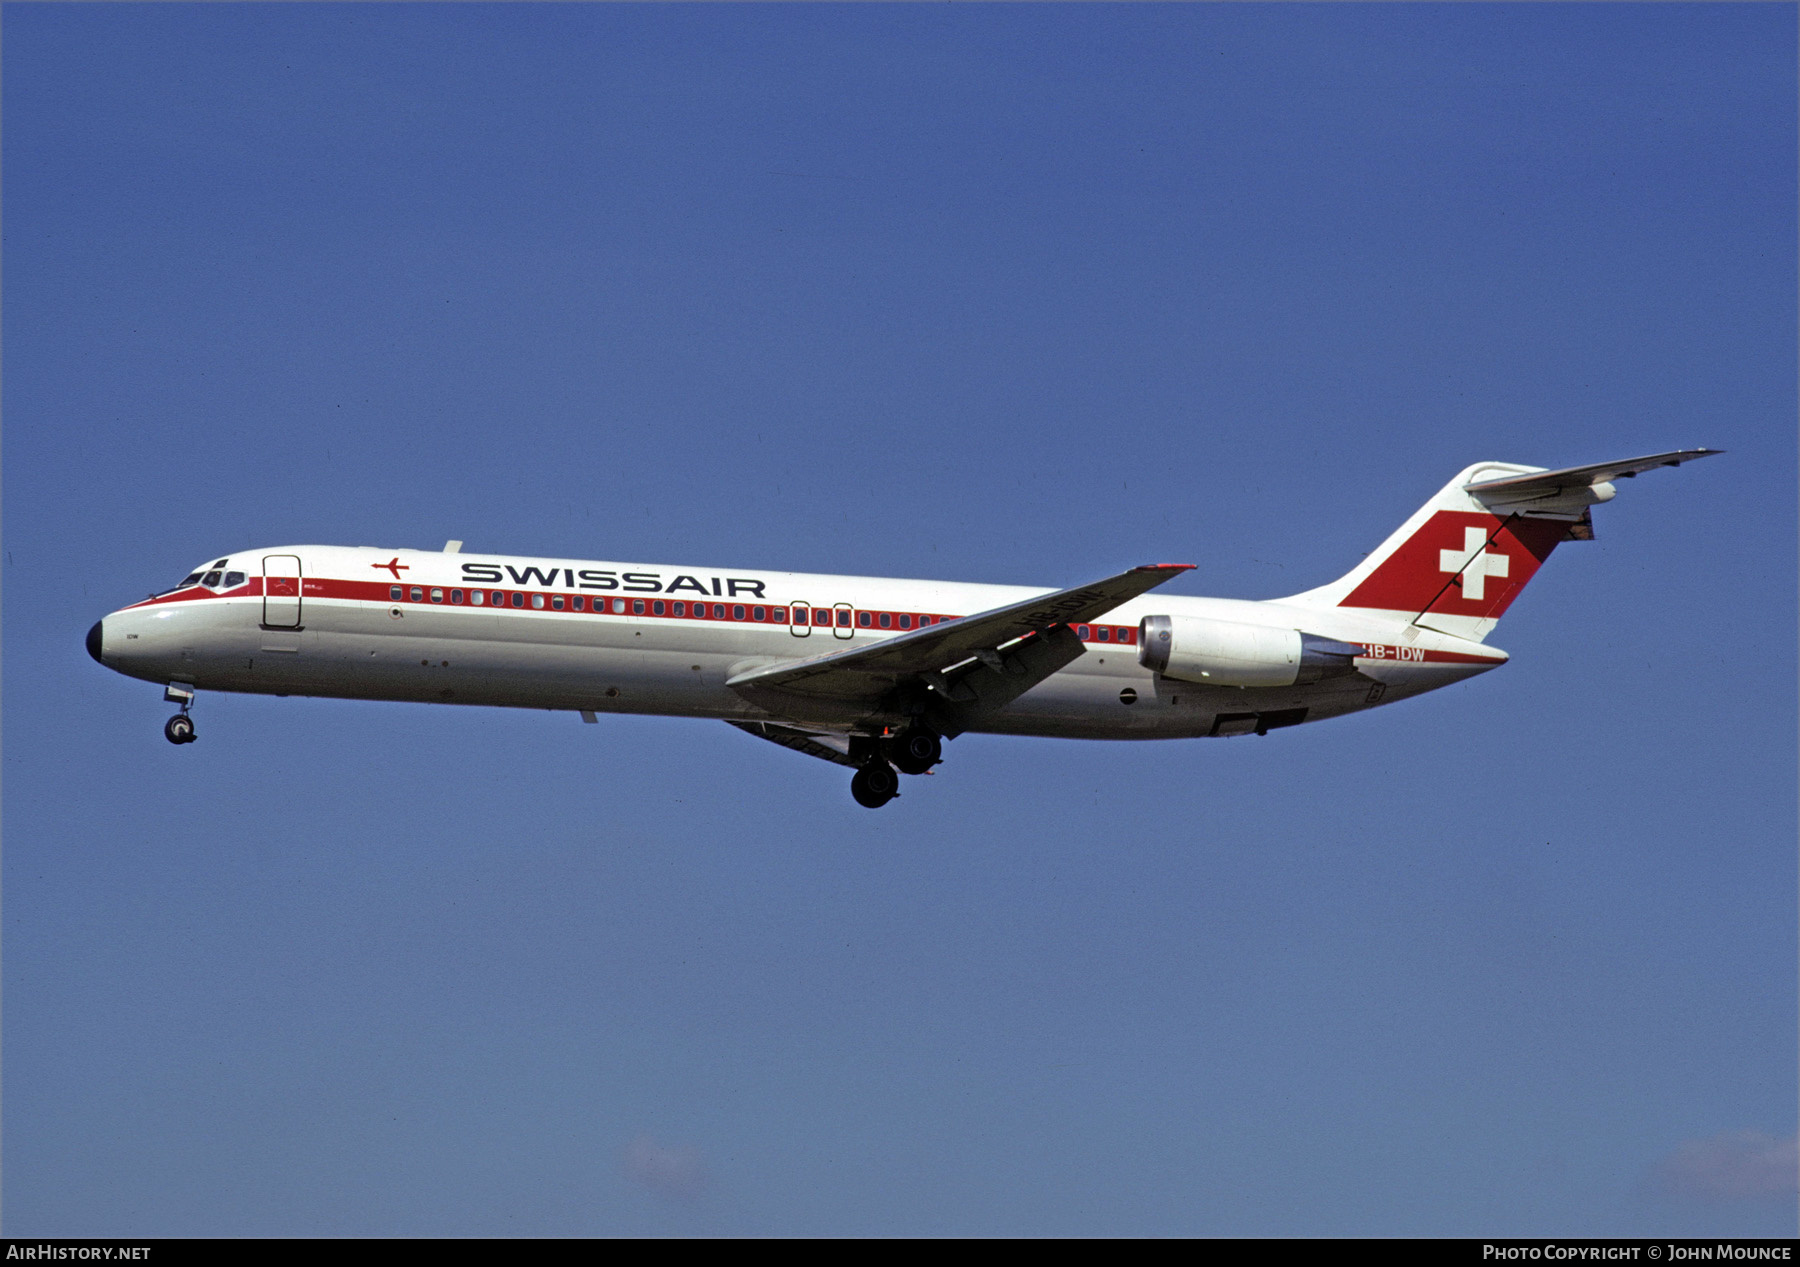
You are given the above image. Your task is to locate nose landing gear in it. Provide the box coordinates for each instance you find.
[163,682,197,745]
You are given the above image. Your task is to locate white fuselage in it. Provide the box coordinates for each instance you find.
[91,545,1506,741]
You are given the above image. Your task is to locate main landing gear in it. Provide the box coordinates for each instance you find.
[163,682,197,745]
[884,728,941,776]
[850,761,900,809]
[848,727,943,808]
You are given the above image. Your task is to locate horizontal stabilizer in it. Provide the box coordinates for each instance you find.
[1465,449,1722,503]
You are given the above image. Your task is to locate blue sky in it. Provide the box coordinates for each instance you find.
[5,3,1794,1236]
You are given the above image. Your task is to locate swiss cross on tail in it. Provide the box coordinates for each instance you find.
[1440,527,1509,599]
[1341,511,1566,620]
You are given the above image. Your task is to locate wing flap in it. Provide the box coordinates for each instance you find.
[726,720,859,768]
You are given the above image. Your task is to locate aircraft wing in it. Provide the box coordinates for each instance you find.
[1464,449,1722,498]
[726,563,1193,733]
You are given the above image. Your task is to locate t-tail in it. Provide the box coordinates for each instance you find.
[1283,449,1721,643]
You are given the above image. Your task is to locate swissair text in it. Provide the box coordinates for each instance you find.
[460,564,766,598]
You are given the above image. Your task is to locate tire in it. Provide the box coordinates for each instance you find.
[850,763,899,808]
[165,714,195,745]
[886,729,941,776]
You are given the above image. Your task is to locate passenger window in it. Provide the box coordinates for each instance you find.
[614,598,627,614]
[450,589,464,604]
[732,604,746,620]
[572,596,584,610]
[1098,627,1111,642]
[410,587,424,602]
[551,595,565,610]
[772,607,786,622]
[713,604,726,618]
[224,572,246,588]
[391,586,404,600]
[532,594,546,609]
[491,592,504,605]
[511,592,524,608]
[1078,625,1090,640]
[671,602,684,617]
[837,609,851,626]
[202,571,223,587]
[431,588,444,603]
[857,611,872,628]
[918,616,932,627]
[816,609,831,625]
[878,613,891,628]
[629,599,642,614]
[472,591,486,606]
[753,606,766,621]
[898,615,911,630]
[652,600,665,616]
[792,607,807,624]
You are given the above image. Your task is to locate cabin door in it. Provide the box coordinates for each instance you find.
[263,555,302,628]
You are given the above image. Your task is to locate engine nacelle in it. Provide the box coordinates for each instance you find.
[1137,614,1362,688]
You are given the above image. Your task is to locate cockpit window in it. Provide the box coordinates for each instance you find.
[213,559,229,568]
[224,571,246,588]
[201,570,223,587]
[151,569,210,597]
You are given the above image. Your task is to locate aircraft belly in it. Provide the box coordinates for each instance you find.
[1353,660,1494,694]
[972,665,1376,740]
[217,606,781,718]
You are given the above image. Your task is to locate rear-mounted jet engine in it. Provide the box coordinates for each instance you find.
[1137,614,1362,688]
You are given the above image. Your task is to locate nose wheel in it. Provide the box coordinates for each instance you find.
[850,761,899,809]
[163,682,197,744]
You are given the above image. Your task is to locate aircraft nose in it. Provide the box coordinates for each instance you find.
[86,620,104,664]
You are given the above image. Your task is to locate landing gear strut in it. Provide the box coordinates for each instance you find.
[850,761,900,809]
[163,682,196,745]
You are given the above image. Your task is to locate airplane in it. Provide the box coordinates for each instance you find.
[85,450,1718,807]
